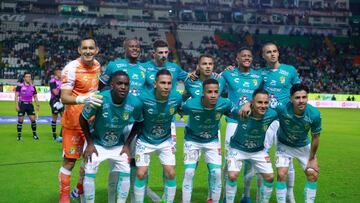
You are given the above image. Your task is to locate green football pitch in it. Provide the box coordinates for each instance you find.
[0,101,359,202]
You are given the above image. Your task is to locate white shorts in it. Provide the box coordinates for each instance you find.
[135,138,175,167]
[84,144,130,174]
[275,142,311,170]
[264,120,280,150]
[184,140,221,165]
[123,123,137,158]
[225,122,238,151]
[226,147,273,174]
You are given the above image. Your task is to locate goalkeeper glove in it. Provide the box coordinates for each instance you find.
[76,91,103,107]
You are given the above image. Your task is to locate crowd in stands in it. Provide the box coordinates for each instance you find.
[0,22,359,94]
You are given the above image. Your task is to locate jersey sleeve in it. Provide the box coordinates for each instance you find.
[217,76,225,95]
[181,100,191,115]
[81,103,99,121]
[15,85,21,92]
[291,66,300,84]
[133,97,144,122]
[33,86,37,95]
[228,105,241,120]
[176,64,188,82]
[311,113,322,135]
[61,65,75,90]
[99,61,114,85]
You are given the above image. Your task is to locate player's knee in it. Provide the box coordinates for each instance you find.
[136,171,147,180]
[262,173,274,183]
[165,169,175,180]
[63,158,77,170]
[277,169,288,182]
[184,168,195,180]
[305,168,318,182]
[228,172,239,182]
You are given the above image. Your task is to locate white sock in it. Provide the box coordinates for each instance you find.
[182,166,195,203]
[225,176,237,203]
[260,179,273,203]
[287,162,295,202]
[83,174,96,203]
[276,182,287,203]
[164,178,176,203]
[243,160,255,197]
[209,164,222,202]
[256,174,263,203]
[108,171,118,203]
[304,181,317,203]
[134,177,146,203]
[117,172,130,203]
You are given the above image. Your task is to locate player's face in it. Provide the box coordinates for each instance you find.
[198,57,214,77]
[125,40,140,59]
[78,39,99,64]
[154,47,169,64]
[236,50,252,68]
[23,74,32,84]
[262,44,279,64]
[291,90,308,112]
[55,70,62,79]
[155,75,172,99]
[252,93,269,116]
[111,75,130,100]
[203,84,219,106]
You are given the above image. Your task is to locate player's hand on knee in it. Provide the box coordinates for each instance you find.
[76,91,103,107]
[120,145,131,163]
[83,143,98,163]
[306,157,319,175]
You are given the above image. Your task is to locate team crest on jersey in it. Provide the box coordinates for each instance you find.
[263,124,269,132]
[215,112,221,120]
[280,76,286,84]
[141,71,145,78]
[169,106,175,115]
[123,112,129,120]
[135,154,140,162]
[253,79,258,86]
[304,123,311,130]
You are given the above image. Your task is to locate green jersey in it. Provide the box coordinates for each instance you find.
[276,102,322,148]
[141,60,188,91]
[229,108,278,152]
[99,59,146,96]
[184,73,224,98]
[138,89,182,145]
[261,64,300,108]
[81,90,143,147]
[182,96,232,143]
[220,68,263,123]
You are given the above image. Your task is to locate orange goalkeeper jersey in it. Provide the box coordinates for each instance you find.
[61,58,101,129]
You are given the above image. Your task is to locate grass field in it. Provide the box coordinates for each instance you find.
[0,101,359,203]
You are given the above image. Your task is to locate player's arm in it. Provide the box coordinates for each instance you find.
[307,113,322,172]
[121,121,144,159]
[15,85,21,111]
[50,82,59,96]
[80,104,99,163]
[239,102,251,118]
[33,89,40,111]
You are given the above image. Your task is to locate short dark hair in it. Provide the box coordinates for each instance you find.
[252,88,269,99]
[110,70,129,82]
[290,84,309,96]
[262,42,277,53]
[203,78,219,90]
[198,54,214,63]
[123,38,140,49]
[237,47,252,55]
[153,40,168,50]
[23,72,31,77]
[55,67,62,71]
[79,36,97,47]
[155,69,172,81]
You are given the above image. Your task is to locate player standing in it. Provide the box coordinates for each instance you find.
[225,89,277,203]
[134,69,182,203]
[181,79,232,203]
[49,67,64,140]
[80,71,143,203]
[15,72,40,141]
[58,37,102,203]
